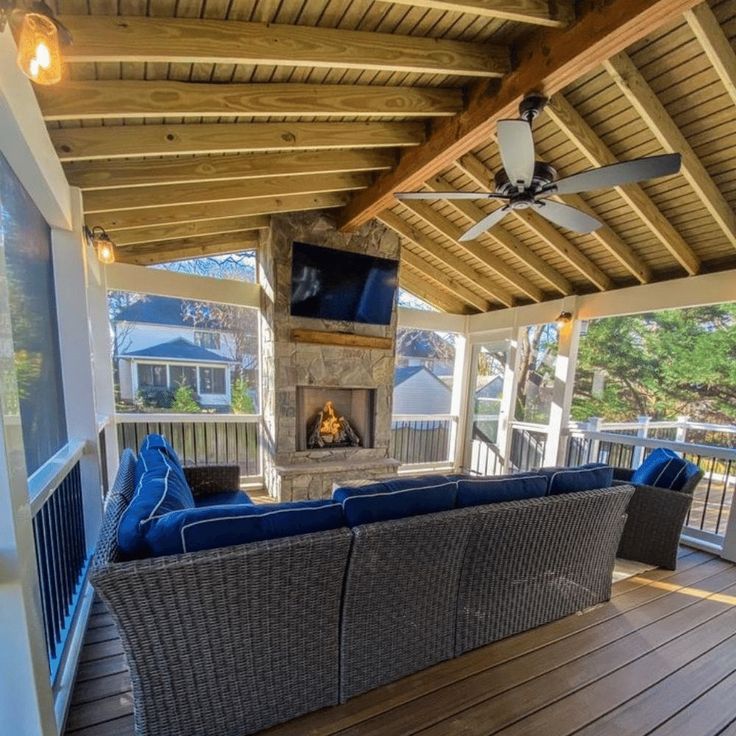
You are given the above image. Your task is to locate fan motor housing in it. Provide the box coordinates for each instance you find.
[494,161,557,196]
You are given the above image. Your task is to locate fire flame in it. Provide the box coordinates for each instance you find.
[319,401,342,437]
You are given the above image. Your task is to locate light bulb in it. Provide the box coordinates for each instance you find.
[97,242,115,265]
[17,13,62,85]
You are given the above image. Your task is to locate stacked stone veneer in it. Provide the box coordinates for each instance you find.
[259,211,401,501]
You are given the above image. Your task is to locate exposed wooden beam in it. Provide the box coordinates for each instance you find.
[685,3,736,109]
[423,174,547,301]
[546,93,701,276]
[399,270,470,314]
[82,172,371,213]
[401,249,488,312]
[118,232,260,266]
[375,0,572,26]
[37,81,463,121]
[604,52,736,252]
[400,201,517,308]
[454,153,612,291]
[339,0,703,230]
[50,121,426,162]
[454,155,573,295]
[378,209,510,307]
[93,192,350,232]
[66,149,395,190]
[113,216,270,247]
[60,15,509,78]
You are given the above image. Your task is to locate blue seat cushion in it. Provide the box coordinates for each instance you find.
[631,448,698,491]
[118,459,197,557]
[195,491,254,507]
[333,478,457,527]
[144,499,345,557]
[456,472,548,508]
[539,463,614,495]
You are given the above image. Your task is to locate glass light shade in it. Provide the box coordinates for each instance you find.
[94,236,116,264]
[17,13,62,85]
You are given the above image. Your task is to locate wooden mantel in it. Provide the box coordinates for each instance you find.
[291,328,393,350]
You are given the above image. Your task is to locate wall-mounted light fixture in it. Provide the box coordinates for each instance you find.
[0,1,72,85]
[86,226,116,265]
[555,311,573,328]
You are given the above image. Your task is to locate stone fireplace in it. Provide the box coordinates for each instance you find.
[259,211,401,501]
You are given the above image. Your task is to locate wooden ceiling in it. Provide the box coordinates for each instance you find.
[36,0,736,310]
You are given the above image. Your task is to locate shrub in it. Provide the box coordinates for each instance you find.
[136,386,175,410]
[231,376,256,414]
[171,383,201,413]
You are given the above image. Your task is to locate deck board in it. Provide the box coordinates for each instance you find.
[64,547,736,736]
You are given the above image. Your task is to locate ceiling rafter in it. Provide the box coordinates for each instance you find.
[59,15,510,78]
[117,232,261,266]
[50,121,426,162]
[37,81,463,121]
[399,270,470,314]
[603,51,736,252]
[338,0,704,230]
[378,210,511,307]
[545,93,701,276]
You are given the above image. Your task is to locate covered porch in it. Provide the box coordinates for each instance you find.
[2,0,736,734]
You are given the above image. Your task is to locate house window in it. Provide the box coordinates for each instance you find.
[170,365,196,389]
[199,366,226,394]
[138,363,168,388]
[194,331,221,350]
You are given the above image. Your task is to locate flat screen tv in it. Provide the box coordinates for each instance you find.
[290,241,399,326]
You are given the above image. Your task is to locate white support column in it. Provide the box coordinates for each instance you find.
[51,188,104,551]
[544,316,582,467]
[632,415,650,468]
[499,327,523,471]
[587,417,602,463]
[0,199,58,736]
[450,332,470,471]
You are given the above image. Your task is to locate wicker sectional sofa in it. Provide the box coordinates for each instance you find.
[91,450,634,736]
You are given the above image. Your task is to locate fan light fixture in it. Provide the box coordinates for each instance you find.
[87,226,116,265]
[556,311,573,328]
[0,1,72,85]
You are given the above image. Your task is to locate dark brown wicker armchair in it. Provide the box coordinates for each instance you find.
[613,466,703,570]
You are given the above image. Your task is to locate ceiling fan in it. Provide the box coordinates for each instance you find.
[395,93,682,243]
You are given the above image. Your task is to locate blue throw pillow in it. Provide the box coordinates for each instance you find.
[540,463,614,495]
[136,434,185,482]
[195,491,254,507]
[333,479,457,527]
[144,499,345,557]
[118,458,196,557]
[456,473,548,508]
[631,448,696,491]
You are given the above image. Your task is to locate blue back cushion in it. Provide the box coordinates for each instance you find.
[135,434,185,482]
[457,473,548,508]
[632,448,697,491]
[144,499,345,557]
[541,463,614,495]
[333,478,457,527]
[195,490,254,508]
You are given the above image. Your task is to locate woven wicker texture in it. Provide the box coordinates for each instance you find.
[91,452,353,736]
[455,485,634,655]
[339,507,477,701]
[183,463,241,495]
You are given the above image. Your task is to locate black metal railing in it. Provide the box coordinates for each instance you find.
[468,424,504,476]
[509,425,548,472]
[390,416,453,465]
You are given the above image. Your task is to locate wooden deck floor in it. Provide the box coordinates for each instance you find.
[64,547,736,736]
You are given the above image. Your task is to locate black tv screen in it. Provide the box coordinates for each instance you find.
[290,242,399,326]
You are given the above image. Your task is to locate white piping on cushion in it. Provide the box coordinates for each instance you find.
[340,481,457,506]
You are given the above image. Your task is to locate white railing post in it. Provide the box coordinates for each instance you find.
[450,332,471,472]
[631,415,650,468]
[675,415,689,444]
[499,328,523,470]
[588,417,602,463]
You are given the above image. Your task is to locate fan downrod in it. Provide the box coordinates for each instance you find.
[518,92,548,124]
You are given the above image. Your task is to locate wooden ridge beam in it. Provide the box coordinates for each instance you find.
[378,209,510,307]
[454,155,573,295]
[604,52,736,251]
[37,81,463,121]
[118,232,260,266]
[399,270,469,313]
[113,216,270,247]
[686,3,736,110]
[338,0,703,230]
[376,0,572,27]
[401,201,517,307]
[423,173,547,301]
[546,93,701,276]
[50,121,426,162]
[66,149,395,190]
[59,15,509,78]
[82,172,371,213]
[401,249,489,312]
[94,192,350,232]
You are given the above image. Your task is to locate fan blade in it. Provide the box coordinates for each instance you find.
[533,200,601,233]
[459,207,509,241]
[395,191,506,201]
[548,153,682,195]
[497,119,536,189]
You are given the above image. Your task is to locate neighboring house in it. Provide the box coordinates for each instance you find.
[396,332,455,377]
[393,365,452,415]
[114,296,243,408]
